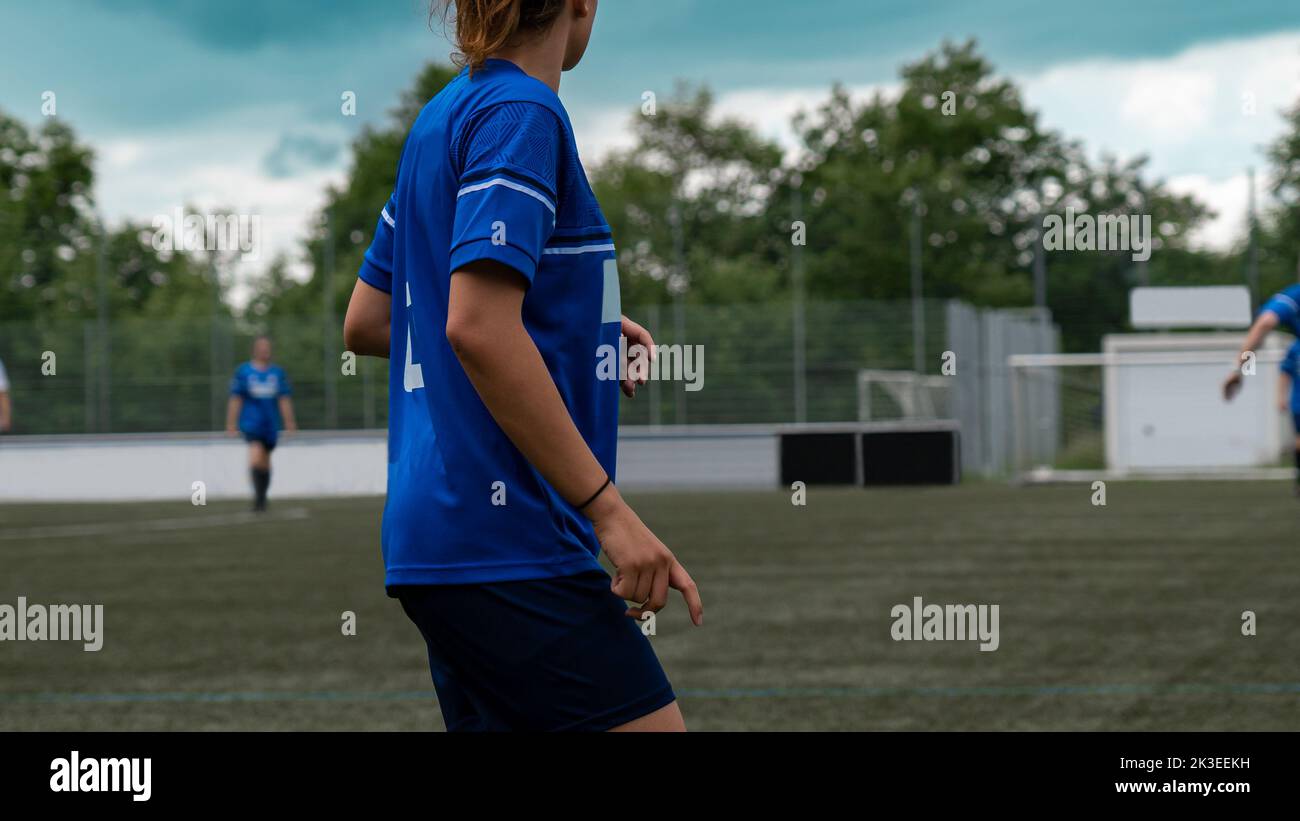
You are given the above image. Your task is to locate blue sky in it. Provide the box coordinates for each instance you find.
[3,0,1299,287]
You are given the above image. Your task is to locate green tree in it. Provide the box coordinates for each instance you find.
[249,64,461,319]
[0,112,96,321]
[0,111,223,322]
[591,84,787,306]
[1258,99,1300,297]
[790,39,1214,351]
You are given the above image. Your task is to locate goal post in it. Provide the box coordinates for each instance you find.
[856,369,953,423]
[1007,344,1292,483]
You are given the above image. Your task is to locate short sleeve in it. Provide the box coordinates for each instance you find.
[358,193,397,294]
[277,368,293,397]
[1261,288,1300,327]
[229,369,247,397]
[449,102,562,284]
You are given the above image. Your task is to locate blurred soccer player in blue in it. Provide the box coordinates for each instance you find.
[0,354,11,433]
[1224,285,1300,492]
[225,335,297,512]
[1223,283,1300,400]
[343,0,703,731]
[1278,340,1300,492]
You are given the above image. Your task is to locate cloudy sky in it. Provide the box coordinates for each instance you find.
[3,0,1300,292]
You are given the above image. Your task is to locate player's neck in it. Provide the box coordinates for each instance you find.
[490,24,570,93]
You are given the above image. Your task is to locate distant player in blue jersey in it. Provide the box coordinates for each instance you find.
[1223,284,1300,400]
[225,336,297,512]
[0,354,11,433]
[343,0,702,731]
[1279,340,1300,492]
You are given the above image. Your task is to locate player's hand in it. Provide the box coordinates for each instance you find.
[1222,370,1243,401]
[224,427,239,438]
[620,315,654,399]
[588,486,703,626]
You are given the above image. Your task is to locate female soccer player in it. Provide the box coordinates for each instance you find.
[1222,283,1300,400]
[343,0,702,732]
[1279,339,1300,492]
[225,336,297,512]
[0,354,11,433]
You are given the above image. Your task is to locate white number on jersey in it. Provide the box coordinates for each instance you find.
[404,283,424,393]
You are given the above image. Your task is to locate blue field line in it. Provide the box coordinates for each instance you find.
[1,690,430,704]
[679,683,1300,698]
[4,682,1300,705]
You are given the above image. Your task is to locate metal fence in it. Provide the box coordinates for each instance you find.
[0,298,1057,474]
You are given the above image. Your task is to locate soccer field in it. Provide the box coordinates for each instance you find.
[2,481,1297,731]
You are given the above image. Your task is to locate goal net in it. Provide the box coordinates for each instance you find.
[856,369,953,422]
[1007,348,1292,483]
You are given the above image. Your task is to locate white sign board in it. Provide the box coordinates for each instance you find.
[1104,333,1287,471]
[1130,286,1252,330]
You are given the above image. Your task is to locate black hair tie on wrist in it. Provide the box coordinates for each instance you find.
[576,476,612,511]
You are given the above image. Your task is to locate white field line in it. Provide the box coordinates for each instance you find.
[0,507,310,541]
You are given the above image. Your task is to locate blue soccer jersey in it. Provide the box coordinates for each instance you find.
[1283,341,1300,413]
[1261,285,1300,335]
[230,363,291,439]
[359,59,621,586]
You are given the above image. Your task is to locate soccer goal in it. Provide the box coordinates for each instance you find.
[856,369,953,423]
[1007,335,1293,483]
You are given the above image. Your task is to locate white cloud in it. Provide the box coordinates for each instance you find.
[87,28,1300,302]
[574,31,1300,252]
[94,105,349,307]
[1019,31,1300,248]
[1116,66,1217,136]
[574,107,638,165]
[1165,172,1253,251]
[575,83,896,168]
[712,84,898,163]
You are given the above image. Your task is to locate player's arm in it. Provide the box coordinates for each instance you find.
[276,371,297,433]
[0,390,11,432]
[347,193,396,358]
[278,396,298,433]
[344,278,391,358]
[446,261,702,624]
[224,395,242,436]
[1223,311,1279,400]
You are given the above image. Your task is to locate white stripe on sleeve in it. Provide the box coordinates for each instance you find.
[457,178,556,215]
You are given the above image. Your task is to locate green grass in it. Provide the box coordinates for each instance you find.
[2,482,1298,730]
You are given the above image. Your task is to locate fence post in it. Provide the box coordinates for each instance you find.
[322,211,338,430]
[791,183,807,423]
[647,303,661,427]
[673,298,686,425]
[909,197,926,417]
[96,225,111,433]
[1008,358,1023,483]
[209,315,221,432]
[362,355,375,429]
[83,321,95,434]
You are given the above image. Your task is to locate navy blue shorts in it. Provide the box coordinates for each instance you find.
[393,570,676,732]
[242,432,277,452]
